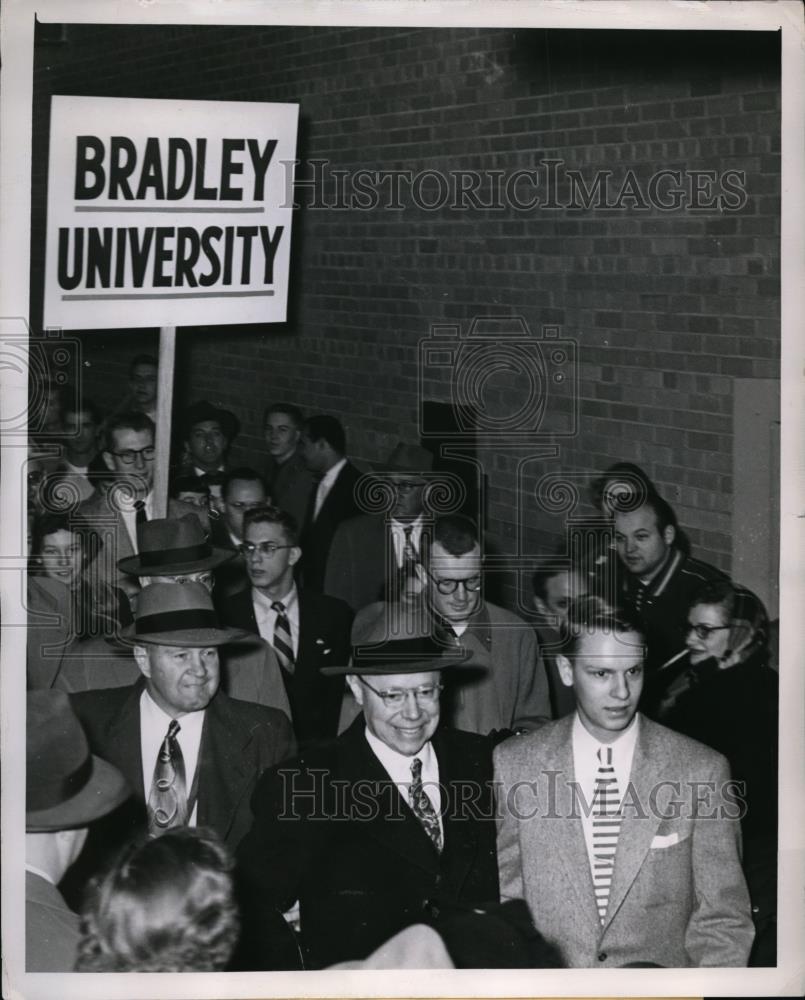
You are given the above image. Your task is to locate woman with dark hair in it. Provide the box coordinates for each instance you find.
[30,511,131,643]
[75,827,240,972]
[647,578,778,966]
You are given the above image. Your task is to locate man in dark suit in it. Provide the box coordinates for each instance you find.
[264,403,314,529]
[208,467,269,597]
[237,630,500,969]
[218,506,353,745]
[298,414,361,592]
[324,441,432,612]
[69,582,295,864]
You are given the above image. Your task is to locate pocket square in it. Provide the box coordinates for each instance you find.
[650,832,679,849]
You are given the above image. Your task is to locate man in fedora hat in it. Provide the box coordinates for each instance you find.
[69,582,295,869]
[26,689,130,971]
[56,516,292,719]
[237,622,500,970]
[324,441,433,612]
[180,399,240,487]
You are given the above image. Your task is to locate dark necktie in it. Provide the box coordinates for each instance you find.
[147,719,187,836]
[271,600,295,674]
[592,745,622,923]
[135,499,148,526]
[409,756,443,852]
[402,525,417,567]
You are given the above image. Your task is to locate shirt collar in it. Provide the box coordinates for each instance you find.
[572,709,640,758]
[141,687,206,732]
[320,456,347,490]
[253,581,298,613]
[364,724,435,779]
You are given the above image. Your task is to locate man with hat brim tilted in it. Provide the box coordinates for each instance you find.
[67,582,295,893]
[323,441,434,612]
[56,516,292,720]
[236,610,500,970]
[26,689,130,971]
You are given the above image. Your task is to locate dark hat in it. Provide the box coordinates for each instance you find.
[120,581,250,647]
[372,441,434,478]
[117,514,235,576]
[27,690,130,832]
[322,634,473,676]
[183,400,240,442]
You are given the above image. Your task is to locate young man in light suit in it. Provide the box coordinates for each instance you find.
[494,598,754,968]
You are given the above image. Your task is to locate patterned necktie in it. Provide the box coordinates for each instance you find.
[409,756,443,852]
[147,719,187,836]
[271,600,295,674]
[135,499,148,526]
[591,745,622,923]
[402,525,416,567]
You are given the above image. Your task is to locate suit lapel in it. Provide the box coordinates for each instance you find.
[433,729,478,893]
[196,693,251,842]
[105,684,146,800]
[603,716,664,927]
[338,721,441,876]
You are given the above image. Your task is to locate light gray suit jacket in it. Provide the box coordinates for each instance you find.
[494,714,754,967]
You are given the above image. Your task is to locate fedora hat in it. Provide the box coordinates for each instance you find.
[120,581,251,647]
[372,441,434,478]
[117,514,235,576]
[183,400,240,442]
[27,690,130,832]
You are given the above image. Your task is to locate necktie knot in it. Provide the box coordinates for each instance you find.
[271,600,286,615]
[167,718,180,739]
[597,745,613,767]
[411,756,422,781]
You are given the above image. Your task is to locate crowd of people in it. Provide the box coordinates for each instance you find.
[24,355,778,972]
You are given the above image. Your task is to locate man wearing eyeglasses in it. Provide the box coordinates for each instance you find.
[218,506,353,745]
[236,630,500,970]
[412,514,551,740]
[77,412,196,593]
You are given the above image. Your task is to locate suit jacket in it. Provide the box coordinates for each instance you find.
[266,451,315,530]
[70,681,295,852]
[26,575,76,690]
[324,513,406,612]
[218,587,352,745]
[76,491,196,590]
[237,718,500,968]
[299,460,362,592]
[26,871,80,972]
[494,713,754,967]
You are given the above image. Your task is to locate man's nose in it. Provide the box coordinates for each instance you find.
[187,650,207,675]
[132,450,146,469]
[400,692,423,719]
[611,673,630,699]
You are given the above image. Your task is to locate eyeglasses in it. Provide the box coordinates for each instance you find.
[687,623,731,640]
[153,572,215,589]
[359,676,443,709]
[111,445,155,465]
[240,540,295,557]
[424,566,482,595]
[392,480,424,492]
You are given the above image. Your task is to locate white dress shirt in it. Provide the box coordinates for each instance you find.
[364,726,443,839]
[140,690,205,826]
[119,491,154,550]
[572,712,639,879]
[313,457,347,520]
[390,515,424,567]
[252,583,300,656]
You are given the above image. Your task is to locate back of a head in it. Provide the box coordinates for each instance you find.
[76,827,239,972]
[303,414,346,455]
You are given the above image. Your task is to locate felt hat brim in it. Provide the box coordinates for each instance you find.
[26,753,131,832]
[117,545,235,576]
[119,624,252,647]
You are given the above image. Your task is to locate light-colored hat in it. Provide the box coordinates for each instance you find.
[120,581,250,647]
[372,442,434,478]
[117,514,235,576]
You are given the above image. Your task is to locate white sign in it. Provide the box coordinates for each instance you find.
[43,95,298,329]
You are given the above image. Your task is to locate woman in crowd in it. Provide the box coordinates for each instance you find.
[31,511,131,643]
[75,827,239,972]
[646,578,778,966]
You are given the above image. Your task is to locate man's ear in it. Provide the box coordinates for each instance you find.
[288,545,302,568]
[663,524,676,547]
[102,451,115,472]
[133,644,151,679]
[345,673,364,706]
[556,654,575,689]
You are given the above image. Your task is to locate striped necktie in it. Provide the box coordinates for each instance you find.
[409,756,443,852]
[592,745,622,923]
[271,600,295,674]
[147,719,187,836]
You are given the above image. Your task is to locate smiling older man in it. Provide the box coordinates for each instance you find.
[237,625,500,969]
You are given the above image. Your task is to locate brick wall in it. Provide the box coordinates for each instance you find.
[31,24,780,611]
